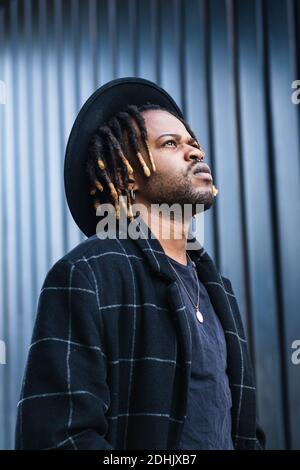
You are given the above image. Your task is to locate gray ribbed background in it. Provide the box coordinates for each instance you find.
[0,0,299,449]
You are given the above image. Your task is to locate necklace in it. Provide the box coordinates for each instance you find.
[168,253,204,323]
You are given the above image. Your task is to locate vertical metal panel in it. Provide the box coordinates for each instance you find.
[208,0,248,331]
[265,0,300,449]
[0,0,299,450]
[0,3,5,452]
[97,0,117,83]
[136,0,158,82]
[159,0,182,108]
[2,1,23,449]
[116,0,138,77]
[184,0,217,261]
[235,0,285,448]
[29,0,50,294]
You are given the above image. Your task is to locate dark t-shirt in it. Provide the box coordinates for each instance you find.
[167,254,234,450]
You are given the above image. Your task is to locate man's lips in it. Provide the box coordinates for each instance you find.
[190,163,212,181]
[193,172,212,181]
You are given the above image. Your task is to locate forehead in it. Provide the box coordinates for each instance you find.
[141,109,190,139]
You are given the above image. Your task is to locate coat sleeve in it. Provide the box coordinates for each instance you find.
[221,275,266,450]
[15,259,113,450]
[255,420,266,449]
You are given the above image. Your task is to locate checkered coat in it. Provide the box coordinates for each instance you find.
[15,219,265,450]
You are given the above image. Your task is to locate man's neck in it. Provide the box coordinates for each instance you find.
[135,202,191,266]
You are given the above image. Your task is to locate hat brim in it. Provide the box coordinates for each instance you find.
[64,77,184,237]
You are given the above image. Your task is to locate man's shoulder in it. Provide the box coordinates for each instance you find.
[42,235,140,289]
[60,234,136,264]
[49,234,142,282]
[219,275,233,293]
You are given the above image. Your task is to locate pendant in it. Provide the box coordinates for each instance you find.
[196,308,204,323]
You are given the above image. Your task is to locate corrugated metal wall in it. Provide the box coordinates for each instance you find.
[0,0,299,450]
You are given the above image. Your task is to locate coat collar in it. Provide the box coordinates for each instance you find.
[122,215,206,282]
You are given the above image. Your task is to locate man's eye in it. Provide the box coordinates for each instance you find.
[163,140,201,150]
[163,140,177,147]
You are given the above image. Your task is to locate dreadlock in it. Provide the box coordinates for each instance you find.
[86,103,213,222]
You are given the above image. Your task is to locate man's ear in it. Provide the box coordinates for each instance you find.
[127,177,139,192]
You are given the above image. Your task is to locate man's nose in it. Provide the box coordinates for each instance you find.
[184,146,205,162]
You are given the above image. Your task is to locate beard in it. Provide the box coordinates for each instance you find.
[140,168,214,216]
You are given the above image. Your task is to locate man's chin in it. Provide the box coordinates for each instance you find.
[140,185,214,214]
[192,192,214,214]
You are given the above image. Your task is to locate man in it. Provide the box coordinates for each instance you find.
[15,77,265,450]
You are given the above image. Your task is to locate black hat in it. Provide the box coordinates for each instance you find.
[64,76,184,237]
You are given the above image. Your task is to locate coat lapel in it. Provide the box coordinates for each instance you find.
[188,247,237,333]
